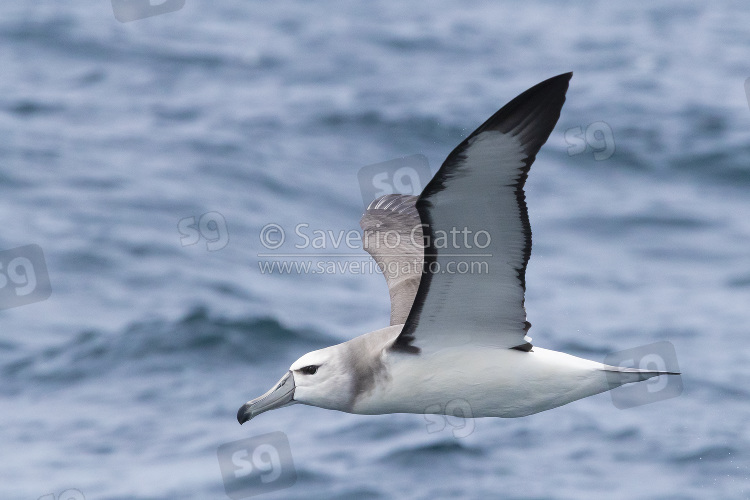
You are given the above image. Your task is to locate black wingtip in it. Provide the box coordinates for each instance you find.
[541,71,573,85]
[484,71,571,135]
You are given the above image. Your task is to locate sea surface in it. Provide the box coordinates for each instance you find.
[2,1,750,499]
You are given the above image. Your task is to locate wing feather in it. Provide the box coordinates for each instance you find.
[393,72,572,354]
[360,194,423,325]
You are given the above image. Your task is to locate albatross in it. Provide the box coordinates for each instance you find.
[238,72,678,425]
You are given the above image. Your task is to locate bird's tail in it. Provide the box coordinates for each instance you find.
[601,366,680,388]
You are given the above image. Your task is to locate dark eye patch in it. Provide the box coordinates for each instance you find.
[300,365,318,375]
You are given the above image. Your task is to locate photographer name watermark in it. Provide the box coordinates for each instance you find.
[259,223,492,253]
[217,432,297,499]
[604,341,682,409]
[358,154,431,209]
[112,0,186,23]
[178,212,229,251]
[0,244,52,310]
[565,121,615,160]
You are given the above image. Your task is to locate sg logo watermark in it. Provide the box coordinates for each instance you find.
[604,341,683,409]
[217,432,297,499]
[38,489,85,500]
[0,244,52,310]
[112,0,186,23]
[424,398,475,439]
[178,212,229,251]
[565,121,615,160]
[358,154,431,209]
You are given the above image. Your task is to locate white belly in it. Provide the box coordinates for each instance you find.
[352,346,613,418]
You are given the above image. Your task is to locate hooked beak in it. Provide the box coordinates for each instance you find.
[237,371,296,424]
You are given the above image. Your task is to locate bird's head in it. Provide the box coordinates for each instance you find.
[237,344,351,424]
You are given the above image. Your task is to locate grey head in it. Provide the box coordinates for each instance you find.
[237,326,397,424]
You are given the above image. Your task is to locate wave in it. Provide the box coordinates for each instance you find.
[310,109,467,149]
[1,306,332,391]
[670,445,739,464]
[381,439,485,466]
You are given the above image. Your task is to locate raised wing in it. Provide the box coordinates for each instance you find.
[393,73,572,354]
[360,194,423,325]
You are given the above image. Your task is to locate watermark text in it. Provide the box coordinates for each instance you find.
[217,432,296,499]
[0,244,51,310]
[565,122,615,160]
[179,212,229,251]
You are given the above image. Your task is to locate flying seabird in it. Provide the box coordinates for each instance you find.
[238,72,678,425]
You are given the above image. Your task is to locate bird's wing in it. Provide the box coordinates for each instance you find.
[393,73,572,354]
[360,194,423,325]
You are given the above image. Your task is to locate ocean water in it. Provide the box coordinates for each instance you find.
[2,1,750,498]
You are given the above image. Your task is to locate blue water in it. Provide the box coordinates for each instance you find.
[2,1,750,498]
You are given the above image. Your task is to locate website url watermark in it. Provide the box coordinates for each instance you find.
[258,258,489,276]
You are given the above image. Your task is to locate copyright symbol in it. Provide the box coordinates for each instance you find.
[260,223,285,250]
